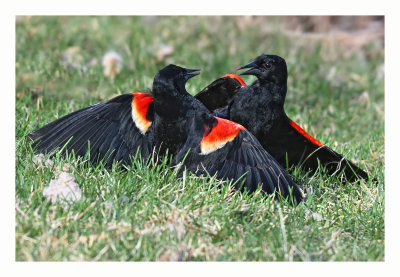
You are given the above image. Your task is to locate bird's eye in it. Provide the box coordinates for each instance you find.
[265,63,272,69]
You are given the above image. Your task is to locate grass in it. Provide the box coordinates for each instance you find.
[15,16,384,261]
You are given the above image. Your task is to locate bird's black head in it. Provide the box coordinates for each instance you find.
[152,64,200,99]
[152,64,200,119]
[238,54,287,86]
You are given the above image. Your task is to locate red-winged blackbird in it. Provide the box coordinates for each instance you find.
[29,65,304,202]
[197,54,370,182]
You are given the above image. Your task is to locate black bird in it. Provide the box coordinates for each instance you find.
[200,54,370,182]
[29,65,304,202]
[150,64,303,202]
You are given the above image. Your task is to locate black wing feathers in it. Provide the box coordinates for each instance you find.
[29,94,153,165]
[284,122,370,182]
[203,130,304,202]
[311,145,370,182]
[195,77,242,112]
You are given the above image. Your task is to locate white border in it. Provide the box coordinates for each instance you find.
[2,1,397,276]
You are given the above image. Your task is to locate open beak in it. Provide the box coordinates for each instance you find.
[185,68,200,80]
[237,60,260,76]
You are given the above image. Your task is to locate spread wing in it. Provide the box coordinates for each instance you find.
[183,117,304,203]
[273,117,370,182]
[28,93,154,166]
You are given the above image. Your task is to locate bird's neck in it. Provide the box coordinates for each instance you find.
[154,91,191,121]
[261,82,287,113]
[152,104,189,157]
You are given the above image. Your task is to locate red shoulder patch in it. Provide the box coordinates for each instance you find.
[131,92,154,135]
[289,119,324,147]
[223,74,246,87]
[200,117,245,155]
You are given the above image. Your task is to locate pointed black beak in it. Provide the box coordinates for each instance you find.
[185,68,200,80]
[237,60,260,76]
[238,60,257,70]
